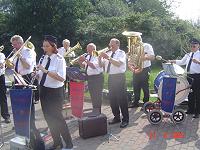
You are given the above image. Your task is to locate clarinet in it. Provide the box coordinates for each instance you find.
[31,54,45,84]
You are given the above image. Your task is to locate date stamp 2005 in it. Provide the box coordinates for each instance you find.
[148,131,185,140]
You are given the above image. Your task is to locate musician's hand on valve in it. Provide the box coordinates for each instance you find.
[79,56,86,62]
[100,52,109,60]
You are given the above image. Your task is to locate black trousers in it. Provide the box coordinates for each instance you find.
[187,74,200,114]
[133,67,150,104]
[0,75,10,119]
[108,73,129,123]
[87,73,104,111]
[39,86,73,148]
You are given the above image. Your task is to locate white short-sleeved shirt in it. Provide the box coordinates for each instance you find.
[84,55,103,76]
[143,43,154,68]
[13,47,36,75]
[0,53,5,76]
[103,49,126,74]
[176,51,200,74]
[38,53,66,88]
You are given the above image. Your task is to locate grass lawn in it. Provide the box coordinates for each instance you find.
[85,66,163,102]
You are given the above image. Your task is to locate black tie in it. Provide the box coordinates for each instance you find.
[40,57,51,86]
[186,53,194,73]
[85,55,92,74]
[15,58,19,73]
[107,52,115,73]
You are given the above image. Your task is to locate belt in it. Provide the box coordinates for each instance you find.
[88,73,103,77]
[109,73,125,77]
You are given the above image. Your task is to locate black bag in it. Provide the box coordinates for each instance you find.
[78,113,107,139]
[30,129,45,150]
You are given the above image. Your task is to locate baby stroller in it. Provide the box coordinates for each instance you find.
[143,62,191,124]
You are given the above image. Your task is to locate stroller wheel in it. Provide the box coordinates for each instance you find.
[148,110,163,125]
[171,109,186,124]
[143,102,155,114]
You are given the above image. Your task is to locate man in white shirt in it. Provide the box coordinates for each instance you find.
[99,38,129,128]
[58,39,75,58]
[169,38,200,118]
[78,43,103,114]
[128,35,155,108]
[0,51,11,123]
[10,35,41,142]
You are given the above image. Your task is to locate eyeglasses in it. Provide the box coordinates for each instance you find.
[190,45,197,48]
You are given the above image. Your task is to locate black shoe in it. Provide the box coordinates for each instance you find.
[193,114,199,118]
[132,103,139,108]
[4,118,11,124]
[47,144,63,150]
[120,122,128,128]
[33,101,39,104]
[108,118,121,125]
[186,111,194,114]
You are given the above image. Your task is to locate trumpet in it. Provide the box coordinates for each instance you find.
[70,47,111,65]
[70,53,87,65]
[6,36,31,68]
[0,45,4,52]
[93,47,111,56]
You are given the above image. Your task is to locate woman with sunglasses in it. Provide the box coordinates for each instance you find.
[37,35,73,150]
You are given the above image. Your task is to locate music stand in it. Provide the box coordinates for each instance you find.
[66,67,86,81]
[107,125,120,143]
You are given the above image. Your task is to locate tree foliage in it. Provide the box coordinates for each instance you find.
[0,0,199,59]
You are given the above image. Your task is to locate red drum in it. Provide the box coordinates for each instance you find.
[70,81,84,118]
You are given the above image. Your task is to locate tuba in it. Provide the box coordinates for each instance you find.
[6,36,32,68]
[64,42,82,57]
[122,31,144,74]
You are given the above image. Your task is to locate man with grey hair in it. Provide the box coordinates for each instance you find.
[58,39,75,58]
[99,38,129,128]
[78,43,104,113]
[10,35,42,144]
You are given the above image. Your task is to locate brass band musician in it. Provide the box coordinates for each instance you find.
[37,35,73,149]
[127,34,155,107]
[78,43,104,114]
[169,38,200,118]
[99,38,129,128]
[0,50,11,123]
[58,39,76,59]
